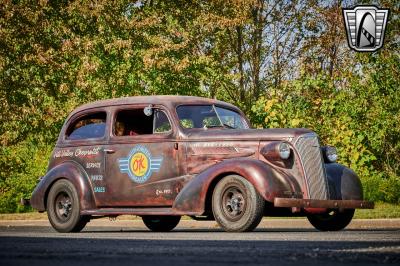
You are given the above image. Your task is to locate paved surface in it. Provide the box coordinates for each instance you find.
[0,219,399,266]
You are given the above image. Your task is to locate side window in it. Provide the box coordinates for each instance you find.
[114,108,171,136]
[153,110,171,133]
[67,112,106,140]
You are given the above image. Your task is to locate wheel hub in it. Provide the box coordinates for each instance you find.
[58,201,72,216]
[55,193,72,220]
[228,197,242,212]
[222,187,246,220]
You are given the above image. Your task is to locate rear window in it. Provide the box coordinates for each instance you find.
[66,112,106,140]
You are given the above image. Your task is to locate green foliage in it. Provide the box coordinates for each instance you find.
[248,0,400,203]
[0,0,398,212]
[250,69,400,203]
[0,139,52,213]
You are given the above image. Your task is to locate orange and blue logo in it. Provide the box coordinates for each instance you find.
[118,145,163,183]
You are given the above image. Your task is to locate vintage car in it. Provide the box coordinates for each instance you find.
[27,96,373,232]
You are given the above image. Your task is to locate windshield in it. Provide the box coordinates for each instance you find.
[176,105,249,129]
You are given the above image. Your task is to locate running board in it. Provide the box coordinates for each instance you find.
[81,207,198,216]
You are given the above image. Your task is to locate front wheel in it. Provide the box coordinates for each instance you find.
[46,179,89,233]
[307,209,355,231]
[212,175,265,232]
[142,216,181,232]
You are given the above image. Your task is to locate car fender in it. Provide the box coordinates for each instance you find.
[325,163,363,200]
[172,158,301,215]
[30,160,96,212]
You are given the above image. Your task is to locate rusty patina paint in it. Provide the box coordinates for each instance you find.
[30,95,373,217]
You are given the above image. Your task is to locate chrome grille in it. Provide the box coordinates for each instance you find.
[295,134,329,200]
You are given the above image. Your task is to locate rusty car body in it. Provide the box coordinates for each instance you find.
[28,96,373,232]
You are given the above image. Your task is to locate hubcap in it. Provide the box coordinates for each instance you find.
[55,192,72,221]
[222,187,246,221]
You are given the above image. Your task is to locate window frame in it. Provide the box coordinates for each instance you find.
[152,109,173,134]
[110,104,175,141]
[62,108,109,144]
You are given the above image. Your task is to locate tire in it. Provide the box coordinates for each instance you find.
[212,175,265,232]
[307,209,355,231]
[142,216,181,232]
[46,179,89,233]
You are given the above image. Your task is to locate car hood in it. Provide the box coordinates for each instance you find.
[185,128,314,141]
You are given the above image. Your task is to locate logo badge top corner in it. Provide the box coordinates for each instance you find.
[342,5,389,52]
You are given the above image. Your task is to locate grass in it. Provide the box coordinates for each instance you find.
[354,202,400,219]
[0,202,398,220]
[0,212,47,220]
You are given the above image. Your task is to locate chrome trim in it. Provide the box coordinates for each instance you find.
[294,133,330,200]
[274,198,374,209]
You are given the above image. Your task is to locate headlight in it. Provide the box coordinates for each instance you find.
[278,142,291,159]
[323,146,337,163]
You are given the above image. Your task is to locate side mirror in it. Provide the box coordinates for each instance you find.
[144,105,153,116]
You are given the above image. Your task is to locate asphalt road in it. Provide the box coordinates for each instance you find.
[0,219,399,266]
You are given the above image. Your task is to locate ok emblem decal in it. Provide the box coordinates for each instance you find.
[118,145,163,183]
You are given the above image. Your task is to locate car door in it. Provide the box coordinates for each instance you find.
[96,105,184,207]
[59,110,109,203]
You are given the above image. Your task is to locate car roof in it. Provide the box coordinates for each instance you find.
[70,95,239,116]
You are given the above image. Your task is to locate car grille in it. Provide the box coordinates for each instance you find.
[295,134,329,200]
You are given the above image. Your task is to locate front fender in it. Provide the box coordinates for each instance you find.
[172,158,301,215]
[325,163,363,200]
[30,161,96,212]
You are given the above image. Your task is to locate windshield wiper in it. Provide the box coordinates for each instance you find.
[204,124,223,129]
[204,123,235,129]
[204,105,237,129]
[222,123,235,129]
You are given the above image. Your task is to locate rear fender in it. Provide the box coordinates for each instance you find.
[30,161,96,212]
[325,163,363,200]
[172,158,301,215]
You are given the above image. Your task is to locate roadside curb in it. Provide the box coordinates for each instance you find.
[1,218,399,230]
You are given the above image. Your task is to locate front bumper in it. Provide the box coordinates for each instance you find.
[274,198,374,209]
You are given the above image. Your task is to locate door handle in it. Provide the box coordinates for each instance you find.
[104,149,115,154]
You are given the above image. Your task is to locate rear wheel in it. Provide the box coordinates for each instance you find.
[307,209,355,231]
[142,216,181,232]
[46,179,89,233]
[212,175,264,232]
